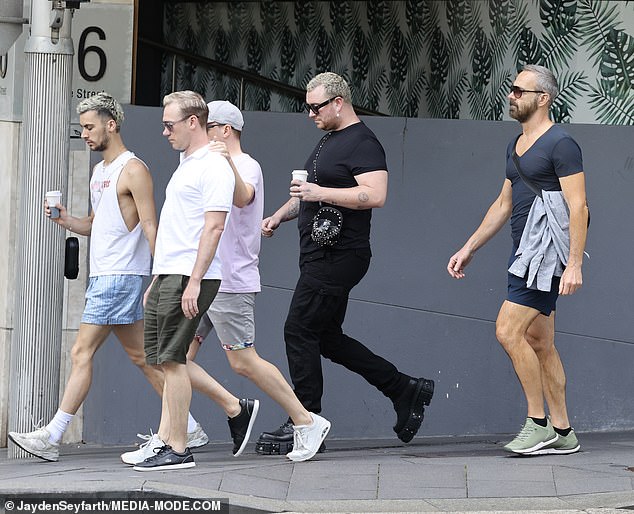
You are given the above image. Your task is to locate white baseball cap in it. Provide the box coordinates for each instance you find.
[206,100,244,131]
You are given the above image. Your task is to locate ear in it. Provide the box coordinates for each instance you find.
[106,118,117,132]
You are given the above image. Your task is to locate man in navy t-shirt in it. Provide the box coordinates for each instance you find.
[448,65,588,455]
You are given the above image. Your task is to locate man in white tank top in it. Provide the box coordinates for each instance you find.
[8,93,207,462]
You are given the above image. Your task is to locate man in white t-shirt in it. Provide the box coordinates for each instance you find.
[133,91,234,472]
[186,101,330,463]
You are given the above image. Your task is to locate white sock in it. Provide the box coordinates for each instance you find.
[187,413,197,433]
[45,409,74,444]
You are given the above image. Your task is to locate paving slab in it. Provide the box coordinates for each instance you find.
[1,432,633,513]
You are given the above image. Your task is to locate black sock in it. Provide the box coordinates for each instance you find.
[530,416,548,427]
[554,426,572,436]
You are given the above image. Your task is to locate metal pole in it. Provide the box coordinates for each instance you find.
[8,0,73,459]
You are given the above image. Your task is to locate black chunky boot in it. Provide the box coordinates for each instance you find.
[393,377,435,443]
[255,419,326,455]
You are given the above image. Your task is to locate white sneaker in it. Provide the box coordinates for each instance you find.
[9,427,59,462]
[121,433,165,465]
[187,423,209,449]
[287,413,331,462]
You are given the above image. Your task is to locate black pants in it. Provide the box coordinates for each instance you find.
[284,248,409,413]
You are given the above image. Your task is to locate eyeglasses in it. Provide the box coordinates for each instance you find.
[304,96,339,115]
[162,115,195,132]
[510,86,545,99]
[206,123,222,130]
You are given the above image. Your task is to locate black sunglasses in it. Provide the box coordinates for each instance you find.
[206,123,223,130]
[511,86,545,99]
[304,96,339,115]
[162,114,197,132]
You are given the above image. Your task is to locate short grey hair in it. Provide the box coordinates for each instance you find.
[76,92,124,131]
[306,72,352,103]
[163,90,208,128]
[522,64,559,107]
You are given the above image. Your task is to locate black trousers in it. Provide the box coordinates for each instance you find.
[284,248,409,413]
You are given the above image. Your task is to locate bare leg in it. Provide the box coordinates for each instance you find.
[525,311,571,429]
[187,336,311,425]
[113,320,164,396]
[157,379,170,442]
[155,336,241,440]
[226,348,312,426]
[161,361,190,453]
[187,359,241,417]
[59,323,113,414]
[186,338,202,361]
[495,301,545,419]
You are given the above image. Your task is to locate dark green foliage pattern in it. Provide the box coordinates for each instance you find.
[162,1,634,124]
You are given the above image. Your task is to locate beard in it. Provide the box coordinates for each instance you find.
[509,97,539,123]
[92,130,111,152]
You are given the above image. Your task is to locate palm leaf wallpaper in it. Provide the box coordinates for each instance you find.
[162,0,634,125]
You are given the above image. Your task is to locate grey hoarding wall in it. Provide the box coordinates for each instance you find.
[84,106,634,444]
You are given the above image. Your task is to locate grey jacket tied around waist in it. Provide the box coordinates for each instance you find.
[508,190,570,292]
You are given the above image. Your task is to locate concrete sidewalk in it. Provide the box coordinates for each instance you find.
[1,431,634,513]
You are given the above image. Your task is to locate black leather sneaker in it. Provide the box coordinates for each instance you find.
[393,377,434,443]
[228,398,260,457]
[133,445,195,471]
[255,419,326,455]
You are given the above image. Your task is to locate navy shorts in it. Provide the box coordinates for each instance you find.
[507,248,560,316]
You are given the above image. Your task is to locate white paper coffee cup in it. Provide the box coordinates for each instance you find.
[45,190,62,219]
[292,169,308,182]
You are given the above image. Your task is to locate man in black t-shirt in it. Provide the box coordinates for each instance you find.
[259,72,435,454]
[448,65,588,456]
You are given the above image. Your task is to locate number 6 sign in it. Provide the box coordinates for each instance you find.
[71,2,132,106]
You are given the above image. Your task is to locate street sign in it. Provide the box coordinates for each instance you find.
[70,2,133,110]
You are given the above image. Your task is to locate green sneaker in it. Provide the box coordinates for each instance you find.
[503,417,558,455]
[532,428,580,455]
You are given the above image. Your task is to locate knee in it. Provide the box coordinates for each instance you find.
[69,341,94,368]
[525,329,551,355]
[128,352,147,368]
[319,340,335,360]
[228,355,251,378]
[495,319,514,349]
[122,344,147,368]
[284,317,301,340]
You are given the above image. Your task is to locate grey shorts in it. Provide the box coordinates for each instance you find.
[82,275,144,325]
[144,275,220,365]
[195,292,256,351]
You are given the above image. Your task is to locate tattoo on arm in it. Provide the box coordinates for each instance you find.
[358,192,369,204]
[286,198,300,220]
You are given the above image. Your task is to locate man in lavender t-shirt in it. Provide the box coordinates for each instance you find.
[188,101,330,462]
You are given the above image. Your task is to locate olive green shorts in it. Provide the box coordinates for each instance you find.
[144,274,220,365]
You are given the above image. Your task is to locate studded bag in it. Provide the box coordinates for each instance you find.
[311,206,343,246]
